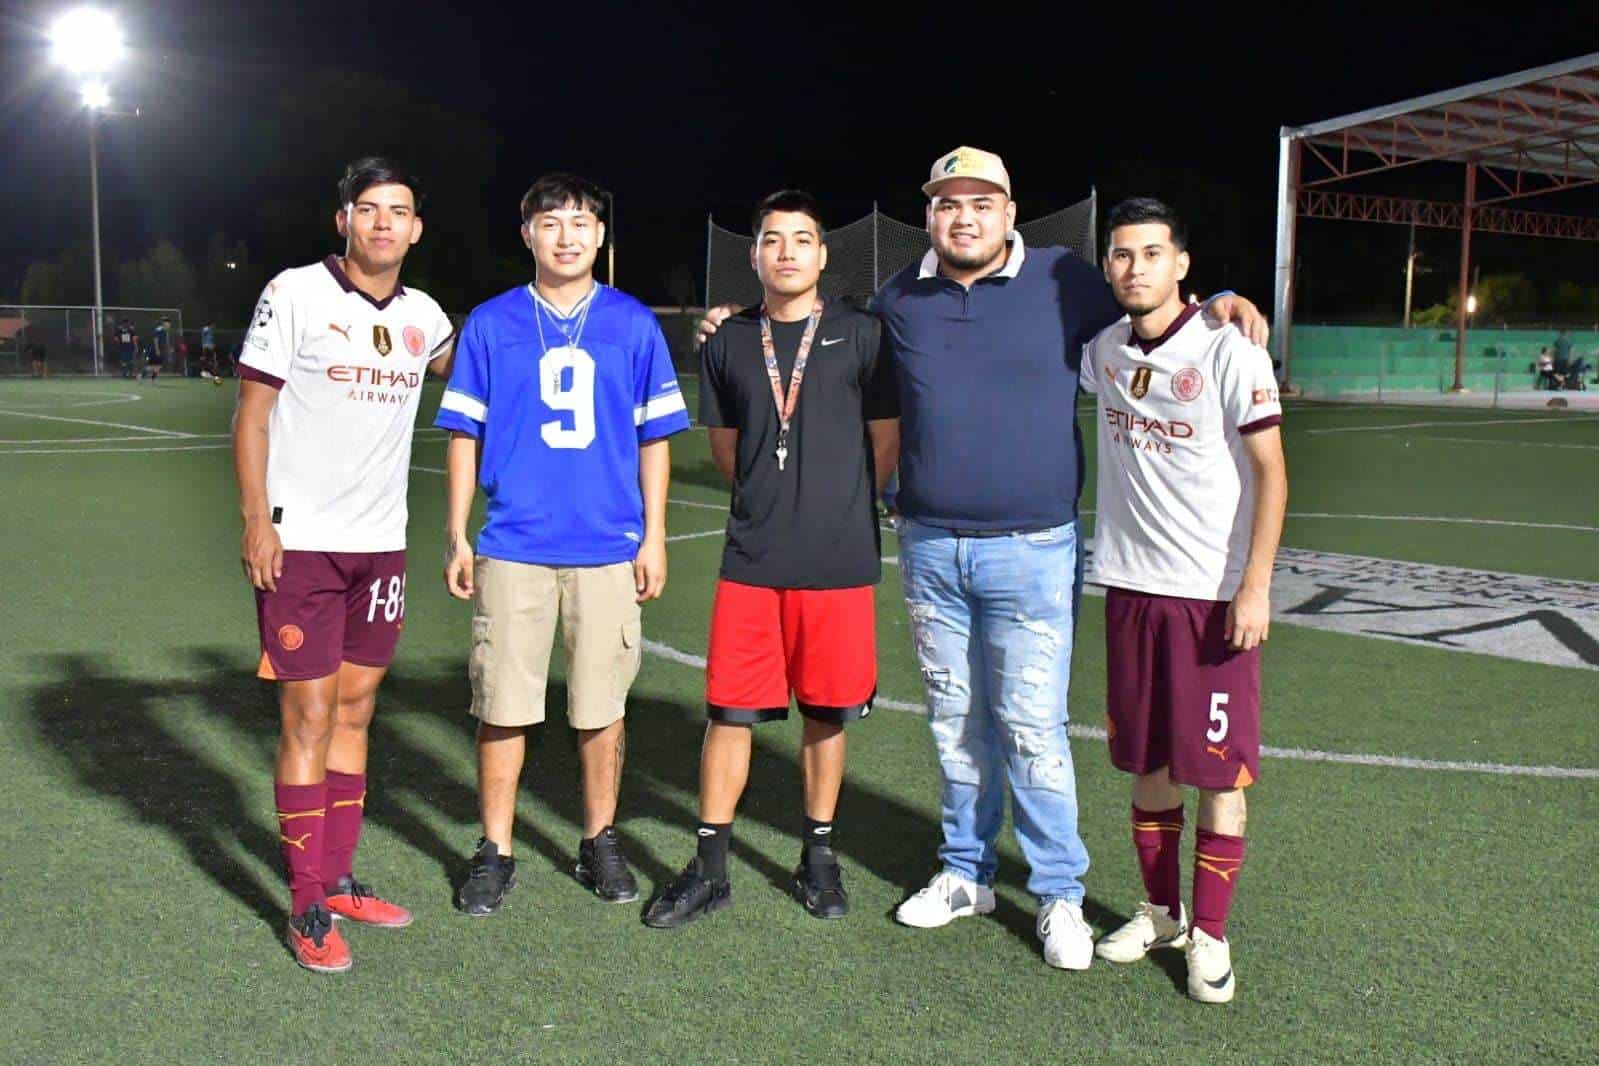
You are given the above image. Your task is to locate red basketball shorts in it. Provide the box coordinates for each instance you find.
[255,550,407,682]
[1103,587,1261,789]
[704,580,876,724]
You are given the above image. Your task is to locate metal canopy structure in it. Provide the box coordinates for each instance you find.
[1273,52,1599,389]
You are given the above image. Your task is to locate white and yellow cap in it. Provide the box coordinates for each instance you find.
[922,146,1011,199]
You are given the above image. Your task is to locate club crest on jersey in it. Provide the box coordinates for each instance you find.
[1172,367,1204,403]
[1129,366,1153,400]
[403,325,426,358]
[372,324,393,356]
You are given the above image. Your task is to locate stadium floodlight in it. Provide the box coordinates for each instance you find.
[50,7,123,74]
[51,8,123,375]
[79,79,111,110]
[1466,294,1478,315]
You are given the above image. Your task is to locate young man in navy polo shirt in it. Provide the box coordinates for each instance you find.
[644,190,899,928]
[437,173,691,916]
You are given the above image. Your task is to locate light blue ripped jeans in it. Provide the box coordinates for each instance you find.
[898,518,1089,905]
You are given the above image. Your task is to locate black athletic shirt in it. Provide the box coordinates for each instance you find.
[698,301,898,589]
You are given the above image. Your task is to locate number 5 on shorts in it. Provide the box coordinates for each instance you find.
[1206,692,1230,743]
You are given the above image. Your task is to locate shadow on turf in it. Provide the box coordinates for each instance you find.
[26,648,1118,963]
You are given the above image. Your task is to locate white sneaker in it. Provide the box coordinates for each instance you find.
[1185,927,1236,1004]
[1037,899,1093,971]
[894,871,995,928]
[1094,901,1189,963]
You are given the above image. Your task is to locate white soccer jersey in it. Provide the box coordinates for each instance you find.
[1081,303,1282,601]
[239,256,453,552]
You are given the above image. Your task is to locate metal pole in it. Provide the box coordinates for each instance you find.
[1272,132,1300,385]
[1089,185,1098,262]
[871,201,879,292]
[1403,218,1416,329]
[703,213,713,312]
[1452,162,1474,392]
[89,110,105,376]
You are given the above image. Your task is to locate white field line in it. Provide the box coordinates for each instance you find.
[1377,433,1599,452]
[666,528,724,543]
[1309,414,1599,435]
[0,391,142,410]
[640,638,1595,780]
[0,407,192,437]
[0,443,230,455]
[1284,512,1599,534]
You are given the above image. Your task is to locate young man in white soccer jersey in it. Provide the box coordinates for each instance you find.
[234,157,456,974]
[437,173,690,916]
[1079,197,1287,1004]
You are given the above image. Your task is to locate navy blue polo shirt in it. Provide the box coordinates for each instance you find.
[871,236,1122,531]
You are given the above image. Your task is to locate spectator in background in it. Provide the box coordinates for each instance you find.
[29,342,47,378]
[1536,347,1558,389]
[1552,329,1573,370]
[115,318,137,378]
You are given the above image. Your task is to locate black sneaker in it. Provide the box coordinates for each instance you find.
[457,838,517,917]
[791,846,849,919]
[642,857,731,929]
[575,826,639,904]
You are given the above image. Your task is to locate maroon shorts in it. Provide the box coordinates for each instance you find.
[255,550,407,682]
[705,580,876,724]
[1104,587,1260,789]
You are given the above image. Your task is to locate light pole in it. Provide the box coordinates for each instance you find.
[50,8,122,375]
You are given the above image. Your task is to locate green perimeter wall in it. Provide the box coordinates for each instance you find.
[1290,325,1599,394]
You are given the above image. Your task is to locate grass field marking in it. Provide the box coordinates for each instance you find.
[0,405,194,438]
[1285,511,1599,534]
[1309,414,1599,435]
[638,638,1597,779]
[1376,433,1599,452]
[666,528,725,543]
[0,443,232,455]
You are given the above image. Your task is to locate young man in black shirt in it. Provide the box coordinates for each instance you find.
[644,190,899,928]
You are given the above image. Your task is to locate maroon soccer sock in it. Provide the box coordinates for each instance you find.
[322,770,367,891]
[274,780,327,916]
[1192,827,1246,940]
[1131,804,1185,916]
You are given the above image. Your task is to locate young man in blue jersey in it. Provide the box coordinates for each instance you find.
[437,173,691,915]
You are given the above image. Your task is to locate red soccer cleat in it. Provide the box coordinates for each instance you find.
[325,875,413,928]
[286,904,352,974]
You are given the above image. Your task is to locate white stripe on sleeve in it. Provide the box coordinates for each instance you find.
[440,389,487,424]
[634,391,687,425]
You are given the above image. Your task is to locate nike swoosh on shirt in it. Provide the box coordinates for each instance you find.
[820,337,845,346]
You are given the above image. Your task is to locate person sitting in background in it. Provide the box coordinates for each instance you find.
[29,342,47,378]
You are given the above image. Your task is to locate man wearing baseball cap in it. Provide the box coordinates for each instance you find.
[697,147,1267,971]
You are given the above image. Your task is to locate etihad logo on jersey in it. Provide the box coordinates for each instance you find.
[1104,407,1194,439]
[1105,405,1193,456]
[327,364,421,388]
[1252,387,1279,405]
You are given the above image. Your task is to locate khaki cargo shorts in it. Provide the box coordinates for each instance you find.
[469,557,642,729]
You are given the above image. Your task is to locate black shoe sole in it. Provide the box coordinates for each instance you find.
[790,874,849,920]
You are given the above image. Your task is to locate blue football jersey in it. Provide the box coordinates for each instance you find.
[435,283,690,566]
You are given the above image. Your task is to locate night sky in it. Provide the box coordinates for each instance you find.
[1,1,1595,317]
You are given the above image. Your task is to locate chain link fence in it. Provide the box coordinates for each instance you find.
[0,306,185,377]
[705,193,1097,311]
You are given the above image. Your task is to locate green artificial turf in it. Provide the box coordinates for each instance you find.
[0,379,1594,1064]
